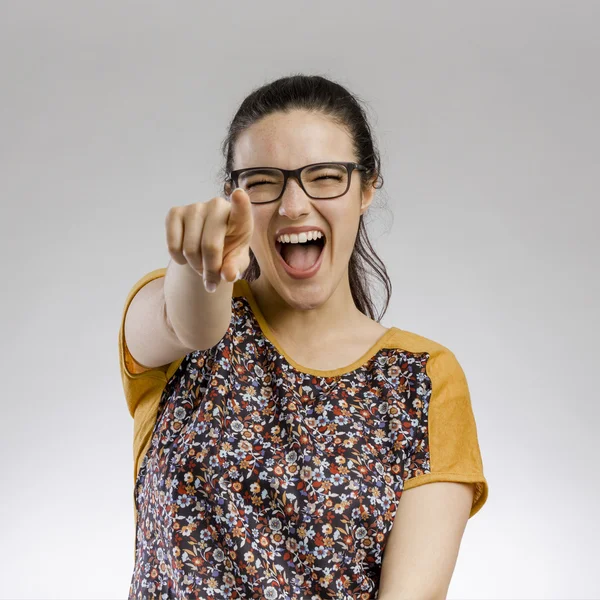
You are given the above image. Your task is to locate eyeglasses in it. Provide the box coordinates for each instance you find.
[226,161,368,204]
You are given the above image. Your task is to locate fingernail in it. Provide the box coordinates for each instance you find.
[234,270,242,282]
[204,280,217,293]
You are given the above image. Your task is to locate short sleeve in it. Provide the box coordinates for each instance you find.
[118,268,171,488]
[119,268,170,384]
[402,348,489,518]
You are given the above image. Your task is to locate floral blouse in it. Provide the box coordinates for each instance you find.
[119,269,488,599]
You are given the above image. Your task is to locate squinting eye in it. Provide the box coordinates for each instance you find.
[313,175,342,181]
[246,180,276,188]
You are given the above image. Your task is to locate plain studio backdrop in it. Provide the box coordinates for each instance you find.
[1,1,598,599]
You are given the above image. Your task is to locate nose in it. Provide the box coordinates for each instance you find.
[278,176,311,219]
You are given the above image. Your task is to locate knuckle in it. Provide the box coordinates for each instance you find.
[165,206,180,224]
[201,241,221,256]
[179,202,200,217]
[182,242,199,255]
[182,247,200,265]
[210,196,228,210]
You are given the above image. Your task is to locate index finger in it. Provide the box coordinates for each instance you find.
[227,187,253,233]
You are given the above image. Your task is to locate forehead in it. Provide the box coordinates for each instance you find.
[233,110,355,170]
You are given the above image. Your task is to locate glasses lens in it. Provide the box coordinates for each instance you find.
[302,163,348,198]
[238,168,285,203]
[237,164,349,202]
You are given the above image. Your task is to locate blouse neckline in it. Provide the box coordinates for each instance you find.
[234,278,400,378]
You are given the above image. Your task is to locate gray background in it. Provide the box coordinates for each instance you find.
[1,1,598,598]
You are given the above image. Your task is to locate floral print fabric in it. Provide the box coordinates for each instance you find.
[128,293,431,599]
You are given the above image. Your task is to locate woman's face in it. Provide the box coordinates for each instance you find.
[231,109,375,310]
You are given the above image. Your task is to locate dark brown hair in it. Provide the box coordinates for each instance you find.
[218,73,392,322]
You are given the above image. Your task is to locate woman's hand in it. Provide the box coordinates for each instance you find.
[165,187,254,292]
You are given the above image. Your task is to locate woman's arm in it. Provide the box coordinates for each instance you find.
[377,481,474,600]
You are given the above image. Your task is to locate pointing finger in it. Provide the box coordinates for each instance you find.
[228,187,253,233]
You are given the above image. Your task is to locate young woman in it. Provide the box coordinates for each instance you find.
[120,74,489,599]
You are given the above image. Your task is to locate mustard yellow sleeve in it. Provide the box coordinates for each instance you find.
[118,268,170,483]
[402,348,489,518]
[119,268,169,387]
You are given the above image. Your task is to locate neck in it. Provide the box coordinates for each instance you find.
[248,269,368,347]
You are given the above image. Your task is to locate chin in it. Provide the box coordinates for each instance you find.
[277,278,331,310]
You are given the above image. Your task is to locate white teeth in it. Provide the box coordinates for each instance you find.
[276,230,323,244]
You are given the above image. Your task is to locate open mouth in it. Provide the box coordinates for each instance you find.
[275,235,326,272]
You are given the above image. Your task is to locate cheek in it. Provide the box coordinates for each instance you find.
[249,208,272,255]
[249,231,267,260]
[327,204,359,244]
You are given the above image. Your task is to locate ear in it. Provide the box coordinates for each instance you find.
[223,180,233,198]
[359,176,376,215]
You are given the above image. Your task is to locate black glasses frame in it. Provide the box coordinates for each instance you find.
[227,161,368,204]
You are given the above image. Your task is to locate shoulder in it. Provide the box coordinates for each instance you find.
[386,327,459,362]
[124,267,168,302]
[385,328,470,392]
